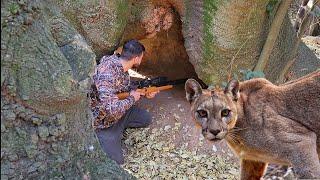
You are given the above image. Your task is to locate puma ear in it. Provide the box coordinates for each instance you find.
[185,79,202,103]
[225,79,240,101]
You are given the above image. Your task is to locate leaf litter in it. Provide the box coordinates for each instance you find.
[122,123,239,179]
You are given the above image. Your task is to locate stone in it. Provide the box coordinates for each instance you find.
[212,145,218,152]
[164,125,171,131]
[55,113,66,125]
[1,163,13,175]
[1,149,6,159]
[49,126,60,137]
[7,153,18,162]
[24,145,38,158]
[1,175,9,180]
[27,162,42,174]
[31,116,42,125]
[30,133,39,144]
[15,127,28,139]
[57,0,130,58]
[38,126,49,139]
[21,94,29,100]
[1,123,7,133]
[2,110,16,121]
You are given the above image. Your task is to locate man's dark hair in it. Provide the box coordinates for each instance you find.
[120,39,145,60]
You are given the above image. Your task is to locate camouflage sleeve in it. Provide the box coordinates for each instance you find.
[121,79,132,92]
[96,72,135,123]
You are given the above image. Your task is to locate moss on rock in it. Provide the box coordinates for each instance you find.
[1,0,135,179]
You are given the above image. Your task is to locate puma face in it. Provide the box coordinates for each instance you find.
[185,79,240,142]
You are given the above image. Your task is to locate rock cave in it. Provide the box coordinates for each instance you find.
[1,0,319,179]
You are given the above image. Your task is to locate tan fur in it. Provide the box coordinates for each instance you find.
[185,70,320,179]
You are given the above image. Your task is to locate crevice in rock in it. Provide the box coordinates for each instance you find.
[115,3,206,88]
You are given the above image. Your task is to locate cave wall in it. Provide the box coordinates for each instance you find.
[58,0,318,85]
[120,2,197,80]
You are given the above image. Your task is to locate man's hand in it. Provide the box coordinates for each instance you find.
[145,91,159,99]
[130,90,144,102]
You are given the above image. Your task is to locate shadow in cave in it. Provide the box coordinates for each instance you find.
[122,5,214,151]
[123,6,207,89]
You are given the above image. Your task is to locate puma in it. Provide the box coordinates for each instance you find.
[185,70,320,179]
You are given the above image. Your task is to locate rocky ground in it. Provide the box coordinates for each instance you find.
[302,36,320,58]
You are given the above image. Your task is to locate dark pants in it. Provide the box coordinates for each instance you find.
[95,106,152,164]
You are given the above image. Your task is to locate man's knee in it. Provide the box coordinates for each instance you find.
[109,152,124,165]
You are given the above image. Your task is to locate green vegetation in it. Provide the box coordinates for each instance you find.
[203,0,218,61]
[8,2,19,15]
[114,0,130,42]
[266,0,279,17]
[240,69,265,80]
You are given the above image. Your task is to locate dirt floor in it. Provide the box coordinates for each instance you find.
[136,84,235,158]
[122,84,240,179]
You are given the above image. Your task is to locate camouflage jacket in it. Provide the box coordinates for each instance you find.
[90,54,135,130]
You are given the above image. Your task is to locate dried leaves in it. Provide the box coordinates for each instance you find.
[122,125,239,179]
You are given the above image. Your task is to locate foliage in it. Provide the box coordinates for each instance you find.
[220,70,265,88]
[266,0,279,16]
[240,69,265,80]
[123,125,238,179]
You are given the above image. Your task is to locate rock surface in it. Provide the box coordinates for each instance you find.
[1,0,134,179]
[1,0,318,179]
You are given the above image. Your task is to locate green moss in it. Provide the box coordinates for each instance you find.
[129,1,148,23]
[201,68,219,85]
[11,63,20,72]
[62,11,82,33]
[203,0,218,61]
[201,0,222,84]
[266,0,279,16]
[53,74,72,96]
[114,0,130,42]
[8,2,19,15]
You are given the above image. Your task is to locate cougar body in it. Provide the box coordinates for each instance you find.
[185,71,320,179]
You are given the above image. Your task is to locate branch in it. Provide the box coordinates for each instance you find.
[277,0,319,83]
[254,0,293,72]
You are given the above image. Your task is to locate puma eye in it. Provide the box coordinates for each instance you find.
[221,109,231,117]
[197,110,208,118]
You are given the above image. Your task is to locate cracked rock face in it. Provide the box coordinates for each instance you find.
[1,0,133,179]
[58,0,318,85]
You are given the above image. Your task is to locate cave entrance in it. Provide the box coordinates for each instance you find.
[116,4,216,154]
[136,13,197,81]
[117,3,199,84]
[112,3,234,174]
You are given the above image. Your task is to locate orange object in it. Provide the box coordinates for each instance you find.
[117,85,173,100]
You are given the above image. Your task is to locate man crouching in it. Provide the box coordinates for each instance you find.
[90,39,158,164]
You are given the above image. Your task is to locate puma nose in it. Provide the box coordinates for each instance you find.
[209,129,221,136]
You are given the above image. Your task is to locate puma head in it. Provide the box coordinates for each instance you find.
[185,79,239,142]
